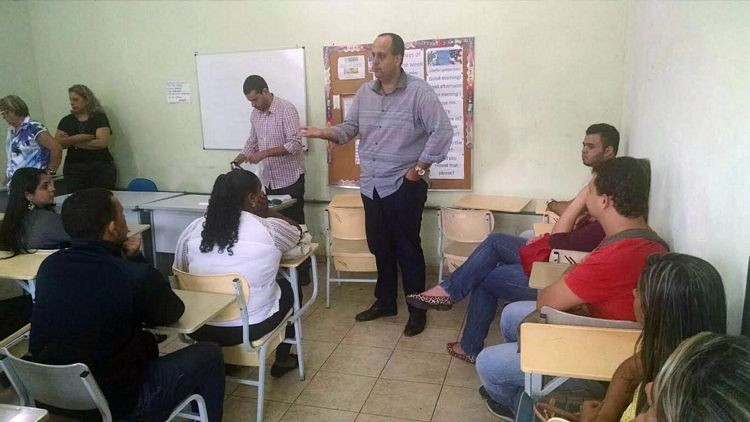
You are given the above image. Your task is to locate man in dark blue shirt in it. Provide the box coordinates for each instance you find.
[30,188,225,421]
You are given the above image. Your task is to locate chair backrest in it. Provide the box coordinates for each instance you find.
[327,206,367,240]
[172,268,247,322]
[127,178,158,192]
[0,351,111,419]
[439,207,495,243]
[540,306,642,330]
[542,211,560,224]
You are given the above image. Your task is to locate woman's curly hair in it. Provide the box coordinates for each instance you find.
[200,168,261,255]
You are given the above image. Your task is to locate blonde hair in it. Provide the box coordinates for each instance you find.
[68,84,103,115]
[653,332,750,421]
[0,95,29,117]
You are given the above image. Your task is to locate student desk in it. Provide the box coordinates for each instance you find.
[0,252,53,298]
[528,262,571,289]
[533,222,555,236]
[155,289,235,334]
[328,194,364,208]
[520,323,641,398]
[454,194,532,214]
[0,404,48,421]
[139,194,296,263]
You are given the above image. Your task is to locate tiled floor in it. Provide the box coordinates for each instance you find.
[1,263,506,421]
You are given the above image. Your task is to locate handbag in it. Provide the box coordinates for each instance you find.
[518,233,552,276]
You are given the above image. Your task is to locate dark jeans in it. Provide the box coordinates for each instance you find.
[129,342,225,422]
[439,233,538,356]
[64,160,117,193]
[267,174,310,282]
[189,278,296,361]
[362,177,428,317]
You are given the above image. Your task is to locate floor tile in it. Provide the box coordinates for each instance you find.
[321,343,393,377]
[355,414,419,422]
[341,321,404,349]
[302,315,354,343]
[308,300,372,323]
[432,385,497,422]
[395,327,459,354]
[295,370,377,412]
[222,395,290,422]
[232,367,316,403]
[380,349,450,384]
[443,357,481,388]
[425,307,466,330]
[361,379,441,421]
[281,404,358,421]
[298,339,337,371]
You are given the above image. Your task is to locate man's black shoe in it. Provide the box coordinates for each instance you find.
[485,398,514,422]
[355,303,397,321]
[479,385,490,400]
[403,314,426,337]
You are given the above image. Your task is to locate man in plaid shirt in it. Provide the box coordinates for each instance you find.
[233,75,310,283]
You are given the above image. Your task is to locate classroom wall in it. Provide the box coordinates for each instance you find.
[0,1,44,175]
[621,2,750,333]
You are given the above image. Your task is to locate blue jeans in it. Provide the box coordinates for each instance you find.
[475,301,535,408]
[440,233,537,356]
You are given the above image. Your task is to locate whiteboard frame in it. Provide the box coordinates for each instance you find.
[195,47,307,151]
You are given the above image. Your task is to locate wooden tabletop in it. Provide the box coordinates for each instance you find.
[329,194,364,208]
[0,252,53,280]
[155,289,235,334]
[454,194,531,213]
[528,261,571,289]
[520,323,641,381]
[281,243,320,268]
[128,223,151,237]
[533,222,554,236]
[0,404,48,421]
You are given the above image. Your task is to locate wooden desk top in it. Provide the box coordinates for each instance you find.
[281,243,320,268]
[533,223,554,236]
[454,194,531,213]
[156,290,235,334]
[0,252,53,280]
[128,223,151,237]
[329,194,364,208]
[532,198,549,215]
[0,323,30,349]
[528,261,571,289]
[0,403,48,421]
[520,323,641,381]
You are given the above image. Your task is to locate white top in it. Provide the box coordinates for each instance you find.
[175,211,300,325]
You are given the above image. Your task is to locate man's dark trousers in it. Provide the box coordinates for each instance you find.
[361,177,428,317]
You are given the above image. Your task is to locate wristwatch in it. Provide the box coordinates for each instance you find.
[415,165,426,176]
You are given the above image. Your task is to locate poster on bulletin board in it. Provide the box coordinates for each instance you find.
[323,36,475,190]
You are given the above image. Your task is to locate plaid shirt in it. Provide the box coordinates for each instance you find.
[241,95,305,189]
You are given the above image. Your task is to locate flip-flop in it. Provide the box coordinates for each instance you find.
[446,342,476,364]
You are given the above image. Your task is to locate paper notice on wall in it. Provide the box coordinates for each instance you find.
[333,95,341,109]
[342,96,354,120]
[166,81,191,104]
[403,49,425,80]
[338,55,366,80]
[355,139,361,165]
[426,46,464,179]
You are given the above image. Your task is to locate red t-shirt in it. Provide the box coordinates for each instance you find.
[564,236,669,321]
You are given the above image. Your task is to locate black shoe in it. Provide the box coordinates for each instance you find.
[478,385,490,400]
[403,314,426,337]
[154,333,169,344]
[270,354,299,378]
[298,269,311,287]
[355,303,397,322]
[485,398,514,421]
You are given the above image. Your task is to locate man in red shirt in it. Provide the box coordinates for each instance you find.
[475,156,668,421]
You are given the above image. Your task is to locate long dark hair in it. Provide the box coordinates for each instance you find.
[0,168,50,255]
[200,168,261,256]
[635,253,727,412]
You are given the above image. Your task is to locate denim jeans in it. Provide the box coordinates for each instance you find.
[129,342,226,422]
[440,233,538,356]
[475,301,535,408]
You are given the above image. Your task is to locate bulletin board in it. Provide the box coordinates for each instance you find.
[323,37,474,190]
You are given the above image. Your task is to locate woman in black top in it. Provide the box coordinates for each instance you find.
[54,84,116,192]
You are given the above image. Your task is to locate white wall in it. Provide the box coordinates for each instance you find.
[622,2,750,333]
[0,1,44,173]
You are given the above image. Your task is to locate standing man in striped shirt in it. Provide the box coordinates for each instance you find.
[233,75,310,283]
[301,33,453,336]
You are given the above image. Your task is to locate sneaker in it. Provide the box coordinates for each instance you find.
[485,398,515,421]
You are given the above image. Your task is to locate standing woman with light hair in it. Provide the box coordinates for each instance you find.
[54,84,116,192]
[0,95,62,184]
[634,332,750,422]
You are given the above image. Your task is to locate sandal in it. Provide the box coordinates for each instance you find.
[446,342,476,364]
[406,293,453,311]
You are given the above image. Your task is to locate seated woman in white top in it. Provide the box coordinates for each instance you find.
[174,168,302,378]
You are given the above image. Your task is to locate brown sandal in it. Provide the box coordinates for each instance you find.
[446,342,476,364]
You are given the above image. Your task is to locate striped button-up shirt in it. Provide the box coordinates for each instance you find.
[241,95,305,189]
[331,70,453,199]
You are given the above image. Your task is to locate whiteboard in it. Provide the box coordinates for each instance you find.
[195,47,307,150]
